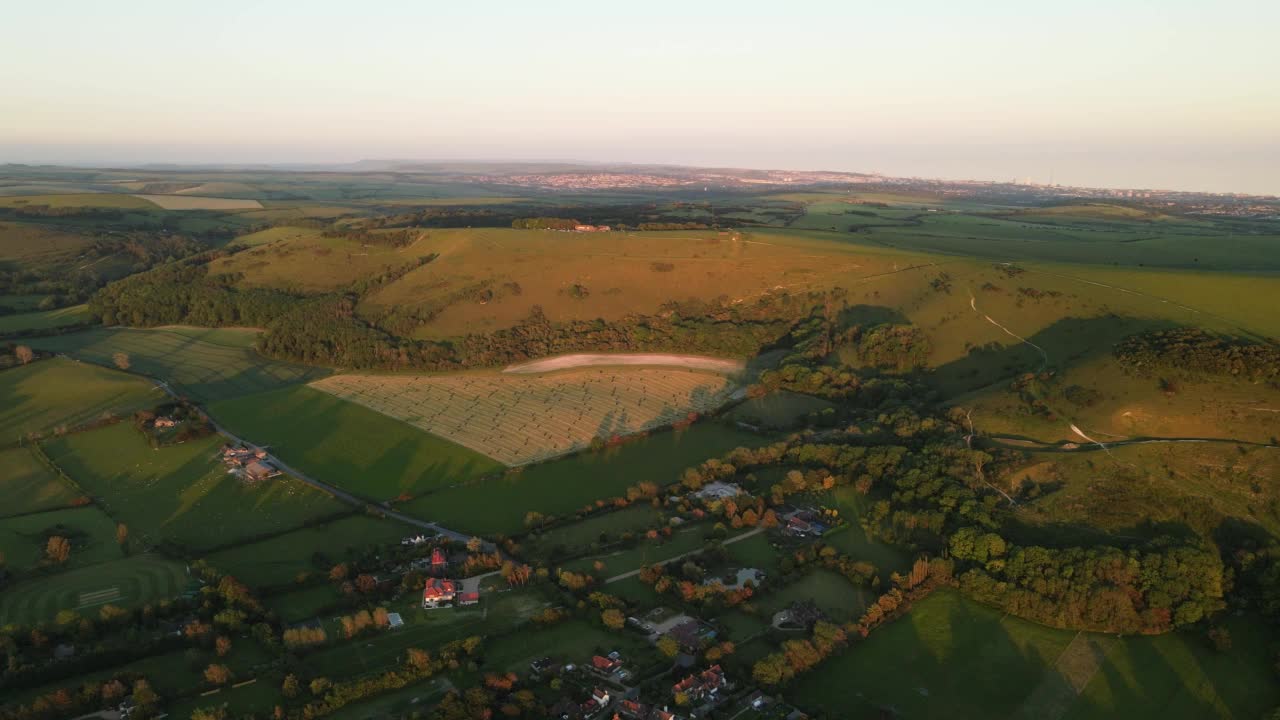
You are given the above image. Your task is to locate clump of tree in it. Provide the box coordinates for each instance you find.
[511,217,580,230]
[1115,328,1280,383]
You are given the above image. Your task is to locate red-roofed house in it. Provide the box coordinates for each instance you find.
[422,578,458,609]
[458,591,480,606]
[430,547,448,573]
[591,655,621,674]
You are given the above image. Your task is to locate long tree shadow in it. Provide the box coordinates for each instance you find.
[932,314,1180,399]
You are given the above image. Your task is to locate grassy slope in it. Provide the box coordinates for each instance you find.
[210,385,503,502]
[0,304,90,334]
[792,589,1278,720]
[44,423,348,550]
[0,357,162,441]
[28,327,327,401]
[0,445,79,516]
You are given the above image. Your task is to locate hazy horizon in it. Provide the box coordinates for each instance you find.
[3,0,1277,195]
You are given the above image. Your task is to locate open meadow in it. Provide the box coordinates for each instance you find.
[791,589,1279,720]
[43,422,349,551]
[310,366,737,465]
[28,327,328,401]
[0,357,162,441]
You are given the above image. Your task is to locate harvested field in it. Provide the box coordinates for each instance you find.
[503,352,744,375]
[131,194,263,210]
[310,367,737,465]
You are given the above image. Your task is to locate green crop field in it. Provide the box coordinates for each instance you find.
[0,304,91,334]
[28,327,328,401]
[43,423,348,551]
[403,422,765,536]
[0,445,79,516]
[792,590,1279,720]
[201,514,412,588]
[0,506,122,572]
[0,553,190,626]
[0,357,162,442]
[210,385,503,503]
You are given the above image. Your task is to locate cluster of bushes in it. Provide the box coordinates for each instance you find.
[89,261,297,327]
[511,217,580,230]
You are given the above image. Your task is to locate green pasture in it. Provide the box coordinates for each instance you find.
[28,327,327,401]
[482,618,655,674]
[210,385,502,502]
[522,504,664,562]
[43,423,348,551]
[754,569,869,624]
[564,525,717,578]
[0,304,90,334]
[792,589,1279,720]
[726,391,835,429]
[724,532,781,574]
[202,514,410,588]
[0,445,79,516]
[408,422,765,536]
[263,583,347,623]
[0,506,122,572]
[821,486,913,574]
[0,553,190,627]
[0,357,161,442]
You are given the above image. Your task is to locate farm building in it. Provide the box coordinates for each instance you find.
[244,459,281,481]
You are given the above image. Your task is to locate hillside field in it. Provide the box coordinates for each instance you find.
[0,445,80,516]
[311,366,737,465]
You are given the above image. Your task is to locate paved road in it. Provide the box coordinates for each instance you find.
[603,526,766,584]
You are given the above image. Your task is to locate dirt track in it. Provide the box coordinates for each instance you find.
[503,353,744,375]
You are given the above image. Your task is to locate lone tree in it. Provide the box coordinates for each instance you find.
[116,523,129,546]
[203,664,232,685]
[14,345,33,365]
[45,536,71,564]
[112,352,130,370]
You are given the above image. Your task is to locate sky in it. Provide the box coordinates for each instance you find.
[2,0,1277,194]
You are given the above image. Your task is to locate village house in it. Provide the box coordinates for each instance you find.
[614,698,650,719]
[244,459,281,482]
[431,546,449,573]
[153,416,177,429]
[401,534,430,547]
[665,619,717,653]
[581,687,611,717]
[591,653,622,676]
[692,482,743,501]
[574,224,611,232]
[671,664,730,704]
[422,578,458,609]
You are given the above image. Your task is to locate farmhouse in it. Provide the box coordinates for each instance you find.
[422,578,458,609]
[581,687,611,717]
[431,546,449,573]
[574,224,610,232]
[244,459,281,482]
[591,654,621,675]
